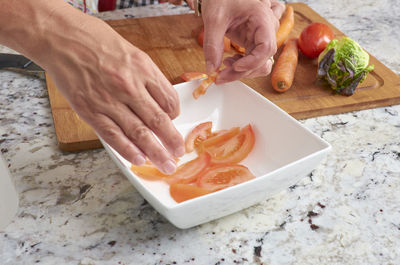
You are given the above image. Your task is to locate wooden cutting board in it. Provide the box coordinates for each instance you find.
[46,2,400,152]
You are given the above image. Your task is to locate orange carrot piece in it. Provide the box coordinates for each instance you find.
[271,38,299,93]
[170,183,211,203]
[276,5,295,49]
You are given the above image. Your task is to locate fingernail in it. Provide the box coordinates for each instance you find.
[162,160,177,175]
[133,155,146,166]
[206,61,215,74]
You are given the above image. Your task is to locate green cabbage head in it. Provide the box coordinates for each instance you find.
[317,37,374,96]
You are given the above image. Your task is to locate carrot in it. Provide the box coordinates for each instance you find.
[169,183,211,203]
[276,5,295,49]
[271,38,299,92]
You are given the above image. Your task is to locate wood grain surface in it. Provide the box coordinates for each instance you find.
[46,2,400,152]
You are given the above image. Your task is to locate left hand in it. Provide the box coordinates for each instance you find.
[201,0,284,84]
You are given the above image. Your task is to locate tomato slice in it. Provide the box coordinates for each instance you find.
[166,152,211,184]
[185,121,213,153]
[131,161,169,181]
[192,71,218,99]
[180,72,207,82]
[170,183,211,203]
[204,124,255,164]
[197,126,240,154]
[197,164,255,191]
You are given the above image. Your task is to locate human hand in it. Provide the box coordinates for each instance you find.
[43,10,184,174]
[201,0,285,84]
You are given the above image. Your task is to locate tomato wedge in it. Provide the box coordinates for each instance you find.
[185,121,213,153]
[203,124,255,164]
[170,183,212,203]
[131,161,169,181]
[197,164,255,191]
[192,71,218,99]
[197,126,240,154]
[166,152,211,184]
[180,72,207,82]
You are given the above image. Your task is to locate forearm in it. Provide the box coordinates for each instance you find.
[0,0,126,71]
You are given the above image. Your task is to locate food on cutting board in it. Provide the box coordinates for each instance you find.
[276,5,295,49]
[271,38,299,92]
[298,22,334,58]
[131,122,256,203]
[317,37,374,96]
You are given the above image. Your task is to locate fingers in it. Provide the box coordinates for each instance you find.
[270,0,286,20]
[145,64,180,120]
[217,56,274,84]
[90,113,146,166]
[126,84,185,159]
[100,101,180,175]
[232,15,277,72]
[202,7,228,73]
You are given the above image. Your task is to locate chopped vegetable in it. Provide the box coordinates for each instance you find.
[192,71,218,99]
[196,164,255,191]
[271,38,299,92]
[201,124,255,164]
[131,123,257,203]
[180,72,207,82]
[298,22,334,58]
[276,5,295,49]
[185,121,212,153]
[170,183,212,203]
[317,37,374,96]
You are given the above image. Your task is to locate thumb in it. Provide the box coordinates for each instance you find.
[202,19,227,74]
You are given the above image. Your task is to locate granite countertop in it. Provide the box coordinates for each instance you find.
[1,1,400,264]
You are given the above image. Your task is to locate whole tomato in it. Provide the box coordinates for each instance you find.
[298,23,334,58]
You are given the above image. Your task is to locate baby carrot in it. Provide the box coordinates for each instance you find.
[271,38,299,93]
[276,5,295,49]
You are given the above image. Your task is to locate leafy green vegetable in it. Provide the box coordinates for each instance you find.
[317,37,374,96]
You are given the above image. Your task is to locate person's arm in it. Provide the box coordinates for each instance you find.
[0,0,184,174]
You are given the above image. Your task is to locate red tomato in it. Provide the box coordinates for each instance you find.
[203,124,255,164]
[298,23,334,58]
[185,121,212,153]
[197,164,255,191]
[169,183,211,203]
[197,126,240,154]
[167,152,211,184]
[180,72,207,82]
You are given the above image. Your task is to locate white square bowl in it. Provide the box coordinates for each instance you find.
[101,80,331,229]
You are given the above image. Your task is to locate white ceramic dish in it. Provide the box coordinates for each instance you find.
[102,80,331,229]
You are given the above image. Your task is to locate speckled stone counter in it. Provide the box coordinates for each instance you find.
[1,1,400,264]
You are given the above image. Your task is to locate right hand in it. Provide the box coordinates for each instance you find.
[43,9,184,174]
